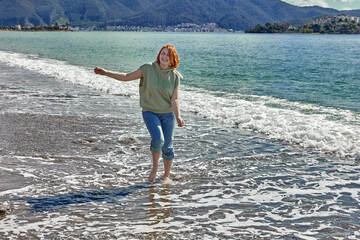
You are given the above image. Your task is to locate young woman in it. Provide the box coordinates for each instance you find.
[94,45,184,183]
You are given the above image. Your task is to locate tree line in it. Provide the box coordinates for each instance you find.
[0,22,71,31]
[246,21,360,34]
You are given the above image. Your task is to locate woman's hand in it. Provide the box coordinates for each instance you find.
[176,117,185,127]
[94,67,106,75]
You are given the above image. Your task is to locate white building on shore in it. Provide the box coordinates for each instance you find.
[313,14,360,26]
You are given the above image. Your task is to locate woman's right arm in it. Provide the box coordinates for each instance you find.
[94,67,142,81]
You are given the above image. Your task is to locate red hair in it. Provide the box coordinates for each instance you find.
[156,45,180,69]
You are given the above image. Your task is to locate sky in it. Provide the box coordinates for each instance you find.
[281,0,360,10]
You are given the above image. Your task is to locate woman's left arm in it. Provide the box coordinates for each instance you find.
[171,85,185,127]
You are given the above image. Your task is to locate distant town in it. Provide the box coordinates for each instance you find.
[246,14,360,34]
[103,23,233,32]
[2,14,360,34]
[0,22,233,32]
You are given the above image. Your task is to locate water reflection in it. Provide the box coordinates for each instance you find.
[146,185,174,226]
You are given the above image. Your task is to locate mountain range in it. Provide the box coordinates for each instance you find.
[1,0,359,30]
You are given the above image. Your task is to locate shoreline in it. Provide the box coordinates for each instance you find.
[3,29,359,34]
[0,29,72,32]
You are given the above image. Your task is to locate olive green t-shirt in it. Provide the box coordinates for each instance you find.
[139,61,182,113]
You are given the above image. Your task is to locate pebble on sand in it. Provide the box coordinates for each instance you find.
[0,205,9,217]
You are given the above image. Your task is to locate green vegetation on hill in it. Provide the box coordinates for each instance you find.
[0,0,359,31]
[246,14,360,34]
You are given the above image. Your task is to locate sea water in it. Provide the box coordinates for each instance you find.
[0,32,359,239]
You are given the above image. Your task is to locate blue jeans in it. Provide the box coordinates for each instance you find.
[142,111,175,161]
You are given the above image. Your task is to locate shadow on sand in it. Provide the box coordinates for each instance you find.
[16,184,151,212]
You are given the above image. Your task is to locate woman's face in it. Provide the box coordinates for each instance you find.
[159,48,170,67]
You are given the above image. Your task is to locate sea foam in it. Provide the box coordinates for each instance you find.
[1,51,359,159]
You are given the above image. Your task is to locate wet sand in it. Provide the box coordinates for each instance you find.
[0,112,131,157]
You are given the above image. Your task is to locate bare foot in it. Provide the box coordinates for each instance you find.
[148,169,157,183]
[162,177,173,185]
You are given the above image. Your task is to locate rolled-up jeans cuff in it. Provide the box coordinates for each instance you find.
[163,153,174,161]
[150,146,161,153]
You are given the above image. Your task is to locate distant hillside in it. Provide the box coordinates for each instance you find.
[0,0,358,30]
[343,9,360,17]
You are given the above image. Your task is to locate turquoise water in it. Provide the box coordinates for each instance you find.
[1,32,359,111]
[1,32,360,239]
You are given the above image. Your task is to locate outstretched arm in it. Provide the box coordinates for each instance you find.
[171,85,185,127]
[94,67,142,82]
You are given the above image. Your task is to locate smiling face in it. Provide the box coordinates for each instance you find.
[159,48,170,68]
[156,45,179,69]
